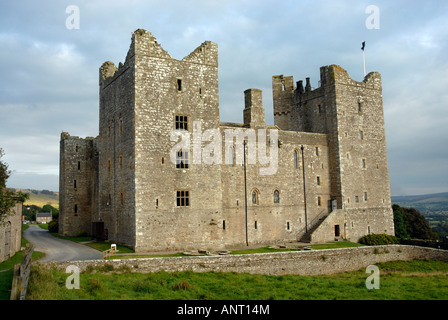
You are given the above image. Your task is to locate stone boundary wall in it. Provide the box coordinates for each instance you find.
[46,245,448,276]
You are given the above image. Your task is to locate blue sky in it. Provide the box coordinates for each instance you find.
[0,0,447,196]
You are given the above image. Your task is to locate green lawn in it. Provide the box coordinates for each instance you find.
[25,259,448,300]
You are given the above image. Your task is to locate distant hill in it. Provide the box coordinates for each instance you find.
[10,188,59,209]
[391,192,448,228]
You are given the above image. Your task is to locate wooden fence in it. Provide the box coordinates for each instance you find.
[102,245,118,260]
[10,244,34,300]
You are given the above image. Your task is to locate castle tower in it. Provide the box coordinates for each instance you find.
[275,65,394,241]
[59,133,98,237]
[243,89,266,128]
[97,29,222,251]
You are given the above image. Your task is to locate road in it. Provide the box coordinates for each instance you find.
[23,225,103,262]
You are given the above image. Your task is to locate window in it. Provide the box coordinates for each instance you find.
[78,161,81,170]
[317,105,322,114]
[254,221,258,230]
[176,190,190,207]
[335,225,340,237]
[252,190,259,205]
[315,146,319,156]
[177,79,182,91]
[74,204,78,215]
[358,102,362,113]
[223,220,226,230]
[317,176,321,185]
[294,150,298,169]
[360,131,364,140]
[120,191,124,205]
[287,221,290,230]
[75,145,79,152]
[355,196,359,203]
[108,159,111,173]
[362,159,366,168]
[273,190,280,204]
[176,150,189,169]
[74,180,77,189]
[228,147,234,166]
[318,196,322,206]
[364,192,368,201]
[175,115,188,130]
[155,199,159,208]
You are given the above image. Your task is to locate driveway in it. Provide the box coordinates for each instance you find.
[23,225,103,262]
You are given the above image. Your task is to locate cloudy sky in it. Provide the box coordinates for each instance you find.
[1,0,447,196]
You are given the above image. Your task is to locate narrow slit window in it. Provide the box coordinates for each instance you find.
[317,176,321,185]
[318,196,322,206]
[360,131,364,140]
[294,150,298,169]
[362,159,366,168]
[177,79,182,91]
[77,161,81,170]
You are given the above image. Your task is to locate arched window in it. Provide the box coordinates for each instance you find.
[251,189,259,205]
[273,190,280,204]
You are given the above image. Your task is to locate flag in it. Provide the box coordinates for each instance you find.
[361,41,365,51]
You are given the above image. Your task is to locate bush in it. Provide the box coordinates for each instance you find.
[359,233,399,246]
[48,220,59,233]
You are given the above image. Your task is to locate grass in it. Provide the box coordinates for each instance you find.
[0,232,46,300]
[25,259,448,300]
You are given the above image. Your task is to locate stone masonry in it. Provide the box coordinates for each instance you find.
[59,29,395,252]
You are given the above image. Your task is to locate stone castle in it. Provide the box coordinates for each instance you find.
[59,29,395,252]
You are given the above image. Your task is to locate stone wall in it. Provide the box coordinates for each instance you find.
[0,202,22,263]
[49,245,448,276]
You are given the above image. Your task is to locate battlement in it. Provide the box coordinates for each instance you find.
[99,29,218,87]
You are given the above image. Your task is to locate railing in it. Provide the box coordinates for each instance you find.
[297,209,329,241]
[10,244,34,300]
[102,244,118,260]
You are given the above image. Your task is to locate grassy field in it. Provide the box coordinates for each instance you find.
[25,259,448,300]
[19,189,59,209]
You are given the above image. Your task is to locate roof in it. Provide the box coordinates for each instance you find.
[36,212,52,217]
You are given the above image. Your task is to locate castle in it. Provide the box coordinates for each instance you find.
[59,29,395,252]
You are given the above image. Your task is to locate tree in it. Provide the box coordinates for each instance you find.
[392,204,438,240]
[0,148,29,222]
[392,204,410,239]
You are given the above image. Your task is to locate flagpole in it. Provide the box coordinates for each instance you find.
[363,49,366,77]
[361,41,366,77]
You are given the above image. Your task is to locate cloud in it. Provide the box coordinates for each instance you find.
[0,0,447,196]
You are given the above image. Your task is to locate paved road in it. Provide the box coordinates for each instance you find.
[23,225,103,262]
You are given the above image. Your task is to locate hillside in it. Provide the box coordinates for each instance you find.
[392,192,448,229]
[10,188,59,209]
[391,192,448,215]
